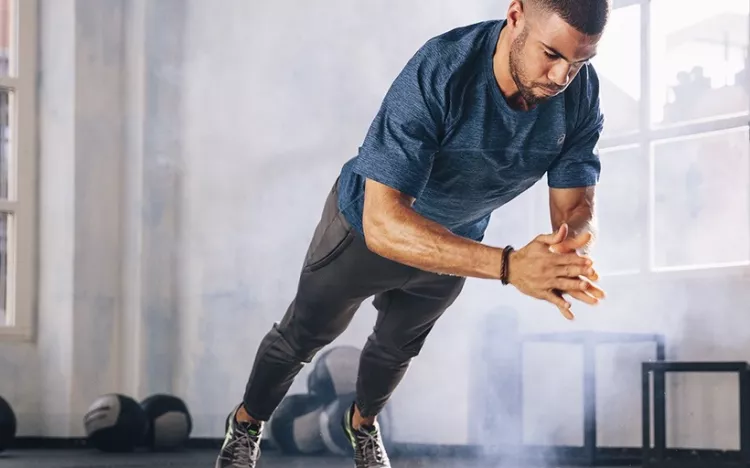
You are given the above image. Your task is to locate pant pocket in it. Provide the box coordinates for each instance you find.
[304,215,354,272]
[303,179,355,272]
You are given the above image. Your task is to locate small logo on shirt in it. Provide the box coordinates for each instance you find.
[557,133,566,146]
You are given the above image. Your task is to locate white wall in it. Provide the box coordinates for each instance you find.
[0,0,749,454]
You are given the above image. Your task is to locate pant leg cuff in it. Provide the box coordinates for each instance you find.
[355,397,377,418]
[241,402,271,422]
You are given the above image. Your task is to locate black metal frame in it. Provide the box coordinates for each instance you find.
[521,331,666,466]
[642,361,750,468]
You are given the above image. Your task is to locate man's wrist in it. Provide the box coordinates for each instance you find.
[567,219,596,255]
[500,246,515,285]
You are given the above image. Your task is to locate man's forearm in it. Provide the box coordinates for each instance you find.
[363,202,505,280]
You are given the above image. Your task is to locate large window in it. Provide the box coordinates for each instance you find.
[535,0,750,277]
[0,0,37,340]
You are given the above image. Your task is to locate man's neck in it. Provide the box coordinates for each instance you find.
[492,27,531,111]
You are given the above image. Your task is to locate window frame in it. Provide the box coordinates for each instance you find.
[594,0,750,281]
[0,0,38,341]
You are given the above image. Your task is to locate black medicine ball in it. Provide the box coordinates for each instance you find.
[83,394,147,452]
[268,394,325,455]
[307,346,362,405]
[0,395,16,453]
[319,393,393,457]
[140,394,193,450]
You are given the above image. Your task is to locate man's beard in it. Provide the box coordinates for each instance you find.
[509,27,548,108]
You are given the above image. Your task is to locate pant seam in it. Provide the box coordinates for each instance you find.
[397,269,418,289]
[357,293,394,418]
[242,330,287,421]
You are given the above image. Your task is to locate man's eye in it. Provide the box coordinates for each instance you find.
[544,51,558,59]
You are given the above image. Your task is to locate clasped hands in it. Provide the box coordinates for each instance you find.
[507,223,606,321]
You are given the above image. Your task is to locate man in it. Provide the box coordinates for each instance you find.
[216,0,610,467]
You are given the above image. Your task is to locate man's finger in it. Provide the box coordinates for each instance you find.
[554,264,596,279]
[549,238,577,254]
[565,289,599,306]
[551,277,590,292]
[582,279,606,300]
[542,290,574,320]
[553,252,593,267]
[548,244,568,254]
[549,232,593,254]
[536,224,568,246]
[569,231,592,248]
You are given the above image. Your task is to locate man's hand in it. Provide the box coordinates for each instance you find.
[507,225,603,320]
[549,228,591,254]
[548,224,606,313]
[549,186,597,256]
[549,228,599,280]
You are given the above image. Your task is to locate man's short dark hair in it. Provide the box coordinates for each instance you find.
[529,0,611,36]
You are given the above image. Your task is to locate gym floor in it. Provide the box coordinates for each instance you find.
[2,450,590,467]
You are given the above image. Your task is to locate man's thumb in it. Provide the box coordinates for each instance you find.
[550,231,593,253]
[536,223,568,245]
[570,231,593,248]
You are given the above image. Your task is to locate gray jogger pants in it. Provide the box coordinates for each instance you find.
[242,178,466,419]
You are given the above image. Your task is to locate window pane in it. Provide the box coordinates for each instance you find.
[652,127,750,269]
[0,0,10,77]
[528,147,645,276]
[651,0,749,125]
[595,146,645,275]
[591,4,641,139]
[0,212,8,326]
[0,90,9,199]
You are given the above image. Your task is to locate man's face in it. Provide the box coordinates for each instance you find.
[509,9,601,107]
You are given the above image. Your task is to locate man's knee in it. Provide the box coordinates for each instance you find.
[361,333,429,366]
[263,320,331,365]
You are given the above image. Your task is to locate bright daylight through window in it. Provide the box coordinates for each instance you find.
[555,0,750,276]
[0,0,37,340]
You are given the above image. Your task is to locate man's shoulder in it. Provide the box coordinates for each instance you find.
[429,20,501,46]
[415,20,500,64]
[391,20,499,107]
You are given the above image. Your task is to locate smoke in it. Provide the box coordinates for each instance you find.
[179,0,617,460]
[142,0,750,460]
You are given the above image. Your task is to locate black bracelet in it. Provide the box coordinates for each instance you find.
[500,245,514,285]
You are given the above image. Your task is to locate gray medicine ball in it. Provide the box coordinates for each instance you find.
[140,394,193,450]
[267,394,326,455]
[319,394,393,457]
[83,394,147,452]
[307,346,361,405]
[0,395,16,453]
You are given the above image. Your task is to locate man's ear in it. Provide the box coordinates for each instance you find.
[506,0,526,30]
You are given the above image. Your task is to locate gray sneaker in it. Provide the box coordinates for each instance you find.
[215,404,263,468]
[342,402,391,468]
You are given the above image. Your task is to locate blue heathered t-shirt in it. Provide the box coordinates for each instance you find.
[337,19,603,242]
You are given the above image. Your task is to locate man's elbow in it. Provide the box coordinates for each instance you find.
[361,179,415,255]
[361,208,390,254]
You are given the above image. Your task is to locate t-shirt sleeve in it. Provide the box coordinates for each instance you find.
[547,67,604,189]
[351,43,444,199]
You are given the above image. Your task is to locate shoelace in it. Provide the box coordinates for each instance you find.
[223,430,261,466]
[355,428,388,465]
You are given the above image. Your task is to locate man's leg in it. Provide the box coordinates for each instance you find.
[215,180,412,468]
[216,181,413,468]
[241,186,414,422]
[341,271,465,467]
[355,272,466,420]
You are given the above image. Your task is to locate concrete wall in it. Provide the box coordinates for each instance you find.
[0,0,748,453]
